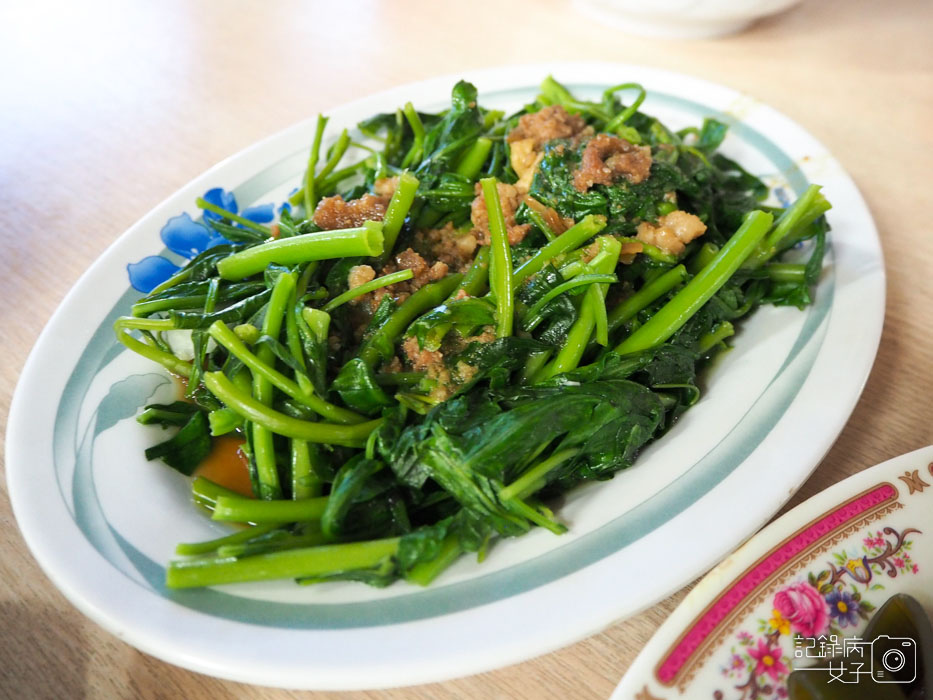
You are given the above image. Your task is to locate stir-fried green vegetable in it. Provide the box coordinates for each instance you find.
[119,76,831,589]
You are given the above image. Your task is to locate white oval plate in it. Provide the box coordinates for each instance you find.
[613,446,933,700]
[6,62,883,690]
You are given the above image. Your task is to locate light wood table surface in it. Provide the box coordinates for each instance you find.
[2,1,931,698]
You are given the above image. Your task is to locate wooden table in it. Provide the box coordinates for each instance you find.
[2,0,931,697]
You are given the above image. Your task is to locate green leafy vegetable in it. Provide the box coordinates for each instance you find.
[139,402,212,476]
[118,75,832,590]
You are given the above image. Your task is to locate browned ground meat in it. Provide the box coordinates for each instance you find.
[507,106,590,192]
[347,264,375,289]
[470,181,530,245]
[402,336,452,402]
[507,105,588,147]
[573,134,652,192]
[372,176,399,198]
[366,249,451,311]
[461,327,496,345]
[368,287,393,310]
[401,325,495,402]
[415,222,478,273]
[379,356,403,374]
[402,336,443,373]
[394,249,450,289]
[636,210,707,256]
[313,193,389,230]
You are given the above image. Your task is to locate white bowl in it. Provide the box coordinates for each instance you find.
[573,0,803,39]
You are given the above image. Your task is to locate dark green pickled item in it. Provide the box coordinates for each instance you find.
[788,593,933,699]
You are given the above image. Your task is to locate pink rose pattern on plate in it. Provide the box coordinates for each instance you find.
[772,582,828,638]
[716,526,920,699]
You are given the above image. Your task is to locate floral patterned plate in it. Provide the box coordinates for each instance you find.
[6,63,884,689]
[612,445,933,700]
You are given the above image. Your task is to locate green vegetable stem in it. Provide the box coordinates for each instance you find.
[166,537,401,589]
[217,223,385,280]
[203,371,382,446]
[481,177,514,338]
[615,210,773,355]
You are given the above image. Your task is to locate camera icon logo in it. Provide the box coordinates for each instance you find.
[871,635,916,683]
[794,633,917,685]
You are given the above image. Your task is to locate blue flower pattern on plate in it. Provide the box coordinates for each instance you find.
[126,188,278,293]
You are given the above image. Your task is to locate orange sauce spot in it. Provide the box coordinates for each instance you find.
[270,223,280,239]
[195,436,254,497]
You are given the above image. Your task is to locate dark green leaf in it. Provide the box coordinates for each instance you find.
[143,410,212,476]
[406,296,496,351]
[333,358,393,415]
[321,456,384,537]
